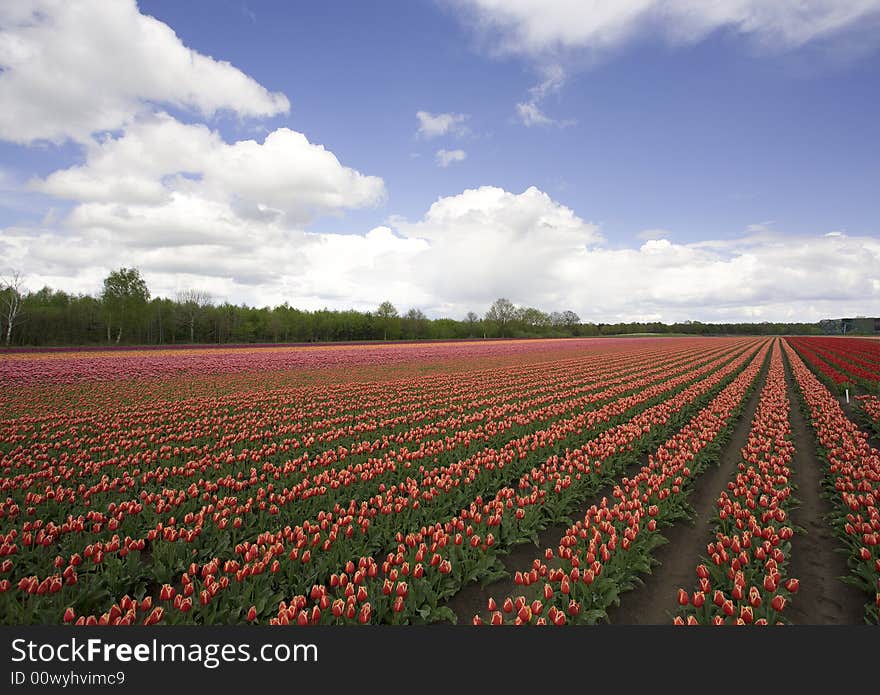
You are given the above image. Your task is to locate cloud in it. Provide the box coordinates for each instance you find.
[5,183,880,321]
[0,0,289,144]
[435,149,467,167]
[31,113,386,226]
[416,110,469,139]
[5,108,390,306]
[451,1,880,60]
[515,102,554,127]
[514,64,575,127]
[391,186,603,309]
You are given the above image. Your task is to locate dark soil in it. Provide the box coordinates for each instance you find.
[604,353,770,624]
[783,353,866,624]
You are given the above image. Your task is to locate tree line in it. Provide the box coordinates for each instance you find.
[0,267,822,347]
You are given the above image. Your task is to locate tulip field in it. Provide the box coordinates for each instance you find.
[1,336,878,626]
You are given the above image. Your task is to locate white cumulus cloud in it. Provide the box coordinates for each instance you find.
[31,114,386,226]
[4,184,880,322]
[0,0,289,144]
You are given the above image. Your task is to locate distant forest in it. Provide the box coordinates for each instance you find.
[1,267,823,347]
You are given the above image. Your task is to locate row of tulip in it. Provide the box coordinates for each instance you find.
[41,342,765,624]
[674,341,799,625]
[0,341,746,610]
[470,342,769,625]
[787,337,880,392]
[2,338,663,419]
[208,340,769,626]
[0,338,628,388]
[855,395,880,439]
[783,340,880,622]
[2,339,720,523]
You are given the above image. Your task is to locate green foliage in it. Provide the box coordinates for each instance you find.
[3,285,825,347]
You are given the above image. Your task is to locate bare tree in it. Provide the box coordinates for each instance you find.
[176,289,213,343]
[1,270,25,346]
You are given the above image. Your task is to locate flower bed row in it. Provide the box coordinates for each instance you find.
[854,395,880,440]
[0,342,749,615]
[783,339,880,623]
[674,341,799,625]
[36,342,766,624]
[471,342,769,625]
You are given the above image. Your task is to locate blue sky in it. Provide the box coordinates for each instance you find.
[1,1,879,322]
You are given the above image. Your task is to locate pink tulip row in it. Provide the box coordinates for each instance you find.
[0,338,652,388]
[856,395,880,438]
[675,341,799,625]
[263,340,768,626]
[1,340,714,524]
[784,340,880,622]
[1,342,741,606]
[61,341,763,625]
[460,343,771,624]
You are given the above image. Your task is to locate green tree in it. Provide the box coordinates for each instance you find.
[101,267,150,344]
[402,308,428,339]
[485,297,517,337]
[376,301,399,340]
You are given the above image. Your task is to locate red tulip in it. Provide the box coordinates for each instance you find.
[247,606,257,622]
[677,588,689,606]
[63,607,75,623]
[748,586,762,608]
